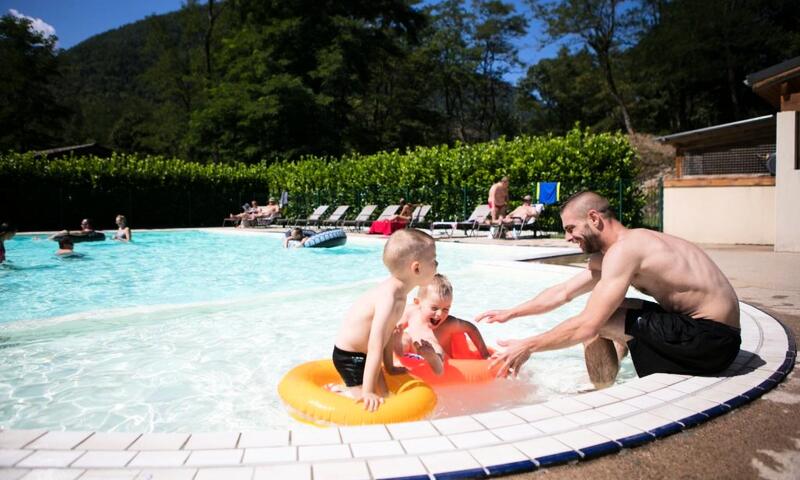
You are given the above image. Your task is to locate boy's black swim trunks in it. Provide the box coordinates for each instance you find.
[625,300,741,377]
[332,345,367,387]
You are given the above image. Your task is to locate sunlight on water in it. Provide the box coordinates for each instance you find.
[0,231,634,431]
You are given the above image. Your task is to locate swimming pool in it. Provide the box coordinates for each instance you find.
[0,230,634,432]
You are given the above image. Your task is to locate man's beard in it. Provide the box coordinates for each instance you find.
[580,228,602,254]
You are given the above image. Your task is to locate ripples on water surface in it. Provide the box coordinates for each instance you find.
[0,230,634,431]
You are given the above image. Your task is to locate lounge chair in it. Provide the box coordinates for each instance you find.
[321,205,350,227]
[293,205,330,227]
[430,204,491,238]
[374,205,401,222]
[341,205,378,231]
[254,213,282,228]
[408,204,432,229]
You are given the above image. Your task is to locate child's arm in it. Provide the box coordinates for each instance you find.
[384,328,407,375]
[358,299,395,411]
[414,338,444,375]
[458,318,491,358]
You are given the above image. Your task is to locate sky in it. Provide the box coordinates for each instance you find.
[1,0,563,83]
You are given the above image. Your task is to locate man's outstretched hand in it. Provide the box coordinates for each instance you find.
[489,338,532,378]
[474,309,513,324]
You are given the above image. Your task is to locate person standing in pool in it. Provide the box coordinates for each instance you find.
[113,215,132,242]
[0,223,17,263]
[475,191,740,387]
[333,229,438,411]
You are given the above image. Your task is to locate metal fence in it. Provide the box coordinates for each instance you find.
[683,143,774,176]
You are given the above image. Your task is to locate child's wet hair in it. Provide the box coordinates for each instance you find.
[418,273,452,300]
[382,229,435,274]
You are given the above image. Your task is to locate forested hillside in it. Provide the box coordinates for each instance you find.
[2,0,798,163]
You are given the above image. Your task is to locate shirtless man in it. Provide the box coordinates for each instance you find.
[488,176,509,223]
[475,191,740,387]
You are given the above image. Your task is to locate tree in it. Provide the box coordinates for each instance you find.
[531,0,636,134]
[0,14,68,151]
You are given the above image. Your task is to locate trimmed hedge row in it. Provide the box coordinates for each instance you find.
[0,127,643,231]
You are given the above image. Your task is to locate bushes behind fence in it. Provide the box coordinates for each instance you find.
[0,127,642,231]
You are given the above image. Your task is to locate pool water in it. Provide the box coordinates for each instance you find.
[0,230,634,431]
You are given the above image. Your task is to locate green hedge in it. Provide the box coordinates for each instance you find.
[0,127,643,231]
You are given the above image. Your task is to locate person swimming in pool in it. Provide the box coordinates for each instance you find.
[283,227,309,248]
[332,229,438,411]
[55,236,82,257]
[393,273,490,375]
[0,223,17,264]
[475,191,740,387]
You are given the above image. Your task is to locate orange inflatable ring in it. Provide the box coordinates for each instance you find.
[399,333,500,385]
[277,359,436,426]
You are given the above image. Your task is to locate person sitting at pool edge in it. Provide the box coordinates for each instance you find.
[332,229,438,411]
[0,222,17,263]
[475,191,740,387]
[113,214,132,242]
[393,273,490,375]
[283,227,309,248]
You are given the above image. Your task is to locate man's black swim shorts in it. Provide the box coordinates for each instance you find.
[625,300,741,377]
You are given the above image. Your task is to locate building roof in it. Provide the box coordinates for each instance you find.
[657,115,775,152]
[745,56,800,108]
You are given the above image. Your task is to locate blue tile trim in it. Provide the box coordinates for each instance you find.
[534,450,581,467]
[701,404,731,419]
[379,476,431,480]
[649,422,683,438]
[757,379,778,391]
[768,372,785,383]
[485,460,537,476]
[742,387,767,400]
[778,357,794,374]
[578,441,621,459]
[723,395,751,409]
[616,432,655,448]
[677,413,708,428]
[433,468,487,479]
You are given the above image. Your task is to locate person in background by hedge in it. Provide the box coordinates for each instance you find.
[0,223,17,263]
[488,176,509,223]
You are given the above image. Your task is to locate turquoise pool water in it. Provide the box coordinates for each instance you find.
[0,230,634,431]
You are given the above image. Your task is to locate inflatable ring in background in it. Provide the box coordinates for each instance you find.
[50,231,106,243]
[399,333,500,385]
[278,359,436,426]
[304,228,347,248]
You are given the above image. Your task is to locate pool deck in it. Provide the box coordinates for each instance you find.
[1,229,798,480]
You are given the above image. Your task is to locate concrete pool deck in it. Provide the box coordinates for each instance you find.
[1,230,797,479]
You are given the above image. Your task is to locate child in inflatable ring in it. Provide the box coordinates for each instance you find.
[393,273,491,375]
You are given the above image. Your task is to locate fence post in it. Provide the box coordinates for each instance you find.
[462,186,467,219]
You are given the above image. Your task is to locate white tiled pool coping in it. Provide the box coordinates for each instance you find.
[1,263,795,480]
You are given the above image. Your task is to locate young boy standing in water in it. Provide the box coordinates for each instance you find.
[333,229,438,411]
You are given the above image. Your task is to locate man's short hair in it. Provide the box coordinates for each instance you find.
[559,191,615,219]
[383,229,435,274]
[523,195,532,202]
[418,273,453,300]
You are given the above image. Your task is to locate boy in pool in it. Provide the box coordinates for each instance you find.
[393,274,491,374]
[333,229,438,411]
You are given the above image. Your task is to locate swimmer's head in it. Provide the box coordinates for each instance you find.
[382,229,436,285]
[414,274,453,328]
